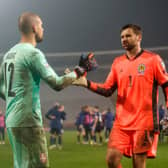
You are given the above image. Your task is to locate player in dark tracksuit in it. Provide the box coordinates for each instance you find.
[75,107,85,144]
[46,104,66,149]
[104,108,115,142]
[82,106,94,144]
[93,106,104,145]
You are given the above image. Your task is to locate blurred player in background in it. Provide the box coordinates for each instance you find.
[75,106,86,144]
[158,104,166,143]
[0,109,5,144]
[59,105,66,135]
[160,110,168,143]
[46,103,66,150]
[72,24,168,168]
[92,106,104,145]
[104,108,115,142]
[82,105,94,144]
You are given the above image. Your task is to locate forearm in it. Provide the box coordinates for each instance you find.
[45,71,77,91]
[87,80,117,97]
[73,64,117,97]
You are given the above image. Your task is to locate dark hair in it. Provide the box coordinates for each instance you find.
[120,24,142,35]
[81,105,89,111]
[107,108,111,112]
[18,12,39,35]
[94,106,99,109]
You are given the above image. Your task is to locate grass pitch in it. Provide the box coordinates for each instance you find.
[0,131,168,168]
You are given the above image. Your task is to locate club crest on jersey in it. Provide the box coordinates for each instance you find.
[44,63,49,68]
[138,64,146,75]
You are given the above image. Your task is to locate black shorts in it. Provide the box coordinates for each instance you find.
[76,125,83,132]
[50,128,61,135]
[95,124,104,133]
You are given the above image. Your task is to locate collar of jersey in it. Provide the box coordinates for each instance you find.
[126,49,144,60]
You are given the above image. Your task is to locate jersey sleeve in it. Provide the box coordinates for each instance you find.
[28,50,77,91]
[87,61,117,97]
[154,55,168,108]
[0,64,6,100]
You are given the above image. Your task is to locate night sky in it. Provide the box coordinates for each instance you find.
[0,0,168,53]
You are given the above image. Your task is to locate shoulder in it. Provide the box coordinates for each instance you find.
[15,43,45,57]
[114,54,127,62]
[111,54,126,68]
[31,48,45,60]
[34,48,45,56]
[113,54,126,63]
[142,50,166,70]
[15,44,46,63]
[142,50,161,59]
[25,48,47,66]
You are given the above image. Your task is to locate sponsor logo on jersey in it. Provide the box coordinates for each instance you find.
[44,63,49,68]
[138,64,146,75]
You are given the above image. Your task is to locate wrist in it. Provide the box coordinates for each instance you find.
[87,80,91,88]
[74,66,86,78]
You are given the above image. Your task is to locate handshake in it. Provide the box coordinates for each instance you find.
[65,52,98,87]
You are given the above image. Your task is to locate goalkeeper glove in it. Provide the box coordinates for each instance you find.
[74,52,98,78]
[64,68,88,87]
[72,76,88,87]
[74,66,86,78]
[79,52,98,72]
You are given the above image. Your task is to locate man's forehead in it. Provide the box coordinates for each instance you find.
[35,16,42,23]
[121,28,134,35]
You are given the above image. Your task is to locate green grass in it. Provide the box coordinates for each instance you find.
[0,131,168,168]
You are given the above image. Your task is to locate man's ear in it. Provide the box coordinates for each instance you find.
[138,34,142,42]
[32,25,36,33]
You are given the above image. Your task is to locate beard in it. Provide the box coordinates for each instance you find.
[122,42,136,51]
[35,32,43,43]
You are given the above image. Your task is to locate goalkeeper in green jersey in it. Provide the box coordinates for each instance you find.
[0,12,90,168]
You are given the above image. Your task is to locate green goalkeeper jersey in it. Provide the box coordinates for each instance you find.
[0,43,77,128]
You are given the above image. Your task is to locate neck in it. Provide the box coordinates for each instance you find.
[126,46,142,59]
[20,34,37,47]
